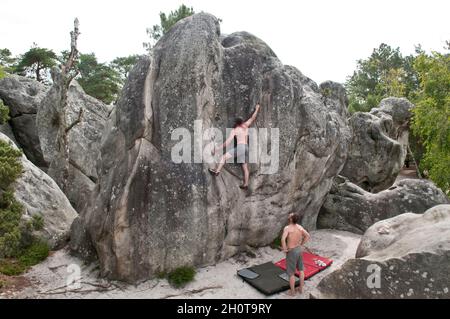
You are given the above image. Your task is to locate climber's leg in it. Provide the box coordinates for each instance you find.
[209,152,232,176]
[241,163,249,187]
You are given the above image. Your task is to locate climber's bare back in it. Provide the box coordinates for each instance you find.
[285,224,307,249]
[233,125,249,145]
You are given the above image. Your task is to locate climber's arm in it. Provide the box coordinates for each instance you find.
[300,227,311,246]
[281,226,289,253]
[214,129,236,153]
[244,103,261,127]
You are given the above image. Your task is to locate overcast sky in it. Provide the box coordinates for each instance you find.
[1,0,449,84]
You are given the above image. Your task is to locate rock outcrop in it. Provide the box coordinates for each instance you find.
[317,176,450,234]
[70,13,352,282]
[0,75,48,169]
[0,133,77,249]
[37,74,111,212]
[341,98,414,192]
[313,205,450,299]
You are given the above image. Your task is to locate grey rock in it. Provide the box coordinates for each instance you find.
[71,13,351,282]
[0,132,77,249]
[341,97,414,192]
[0,121,19,146]
[0,75,48,117]
[313,205,450,299]
[37,74,110,211]
[0,75,48,168]
[10,114,47,168]
[317,177,450,234]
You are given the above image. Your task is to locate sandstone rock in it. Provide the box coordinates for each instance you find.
[37,74,110,212]
[0,75,47,117]
[71,13,351,282]
[0,121,18,146]
[0,133,77,249]
[313,205,450,299]
[340,97,414,192]
[317,176,449,234]
[0,75,48,168]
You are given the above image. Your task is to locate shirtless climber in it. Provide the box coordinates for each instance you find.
[209,103,261,190]
[281,213,311,296]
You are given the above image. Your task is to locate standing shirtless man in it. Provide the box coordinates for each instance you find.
[281,213,311,296]
[209,103,261,190]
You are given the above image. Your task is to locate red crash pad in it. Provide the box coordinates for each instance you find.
[274,251,333,279]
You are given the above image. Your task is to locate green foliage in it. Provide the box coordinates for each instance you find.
[0,190,24,258]
[76,53,121,104]
[0,66,6,79]
[411,50,450,192]
[167,266,196,288]
[18,240,49,267]
[0,140,23,190]
[0,48,16,73]
[15,45,57,83]
[346,43,419,113]
[110,55,139,82]
[0,259,26,276]
[0,48,16,66]
[144,4,195,51]
[31,214,44,231]
[0,99,10,124]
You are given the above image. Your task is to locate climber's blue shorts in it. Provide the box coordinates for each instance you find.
[227,144,249,164]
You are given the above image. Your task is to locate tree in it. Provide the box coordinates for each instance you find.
[143,4,195,51]
[76,53,121,104]
[15,45,57,83]
[346,43,419,113]
[52,18,83,194]
[110,55,139,82]
[411,49,450,192]
[0,49,16,73]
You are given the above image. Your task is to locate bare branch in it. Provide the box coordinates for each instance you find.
[65,108,84,133]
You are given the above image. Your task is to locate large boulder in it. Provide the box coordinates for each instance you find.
[0,133,77,249]
[70,13,351,282]
[317,176,450,234]
[37,73,111,212]
[313,205,450,299]
[0,75,48,168]
[341,98,414,192]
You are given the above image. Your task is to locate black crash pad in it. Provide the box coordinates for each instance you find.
[237,262,299,295]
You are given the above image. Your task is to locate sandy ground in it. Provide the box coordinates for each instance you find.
[2,229,361,299]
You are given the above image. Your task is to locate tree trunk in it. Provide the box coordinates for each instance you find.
[36,62,41,82]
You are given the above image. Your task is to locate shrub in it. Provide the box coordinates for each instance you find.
[0,259,26,276]
[0,138,48,275]
[18,240,49,267]
[31,214,44,231]
[0,99,9,124]
[0,190,23,258]
[0,140,23,189]
[167,266,196,288]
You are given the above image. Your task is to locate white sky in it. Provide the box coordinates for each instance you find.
[1,0,449,84]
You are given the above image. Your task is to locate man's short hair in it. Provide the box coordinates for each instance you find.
[289,213,299,224]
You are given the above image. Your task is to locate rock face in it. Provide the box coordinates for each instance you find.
[0,75,48,169]
[37,74,111,212]
[340,98,414,192]
[71,13,351,282]
[317,176,450,234]
[313,205,450,299]
[0,133,77,249]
